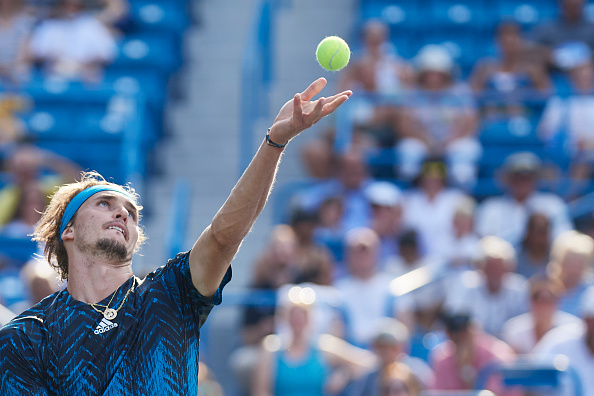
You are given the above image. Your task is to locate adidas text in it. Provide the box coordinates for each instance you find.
[94,318,118,335]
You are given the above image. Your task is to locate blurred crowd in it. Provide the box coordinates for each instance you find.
[2,0,594,395]
[238,0,594,395]
[0,0,129,319]
[0,0,129,85]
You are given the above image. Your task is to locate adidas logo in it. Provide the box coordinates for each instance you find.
[94,318,119,335]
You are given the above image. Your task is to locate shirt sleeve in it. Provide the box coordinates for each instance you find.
[151,251,232,330]
[0,321,50,395]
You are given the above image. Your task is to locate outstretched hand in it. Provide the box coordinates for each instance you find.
[268,78,352,146]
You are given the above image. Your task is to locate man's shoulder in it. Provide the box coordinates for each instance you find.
[1,292,58,329]
[0,295,55,345]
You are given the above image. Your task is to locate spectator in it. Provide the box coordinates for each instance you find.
[288,207,335,285]
[300,127,338,180]
[476,151,573,246]
[94,0,129,33]
[501,275,580,354]
[301,20,415,179]
[252,290,374,396]
[402,159,466,257]
[445,236,529,337]
[395,44,481,188]
[0,95,27,147]
[365,181,404,266]
[335,227,395,347]
[538,42,594,198]
[0,144,80,229]
[240,224,300,346]
[0,0,33,84]
[516,212,552,279]
[336,19,415,148]
[547,230,594,316]
[0,181,45,237]
[471,21,550,97]
[20,257,60,302]
[442,194,481,273]
[378,362,423,396]
[313,195,346,264]
[533,285,594,396]
[348,318,434,396]
[384,229,447,342]
[528,0,594,68]
[298,149,373,235]
[231,226,300,396]
[430,311,518,394]
[197,362,223,396]
[28,0,118,82]
[0,302,15,326]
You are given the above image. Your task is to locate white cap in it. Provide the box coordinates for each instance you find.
[580,285,594,317]
[415,44,454,73]
[365,181,402,207]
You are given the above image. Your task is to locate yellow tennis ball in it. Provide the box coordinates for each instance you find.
[316,36,350,71]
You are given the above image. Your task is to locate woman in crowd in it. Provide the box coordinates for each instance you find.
[253,286,374,396]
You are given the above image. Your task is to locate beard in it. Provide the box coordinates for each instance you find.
[77,236,131,262]
[96,238,130,262]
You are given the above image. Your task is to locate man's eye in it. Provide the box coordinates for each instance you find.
[99,201,109,207]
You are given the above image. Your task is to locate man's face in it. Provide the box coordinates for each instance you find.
[347,242,377,278]
[561,0,584,21]
[65,192,140,262]
[373,341,402,367]
[507,172,537,200]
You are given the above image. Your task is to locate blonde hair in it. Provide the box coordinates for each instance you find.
[33,171,146,281]
[476,236,517,270]
[547,230,594,281]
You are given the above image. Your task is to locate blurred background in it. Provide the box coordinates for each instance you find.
[3,0,594,395]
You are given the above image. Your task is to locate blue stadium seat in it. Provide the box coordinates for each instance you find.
[427,0,489,31]
[128,1,189,35]
[479,116,543,146]
[22,108,75,139]
[360,0,420,30]
[112,33,180,76]
[496,0,558,27]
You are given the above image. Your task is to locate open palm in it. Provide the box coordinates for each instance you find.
[270,78,352,145]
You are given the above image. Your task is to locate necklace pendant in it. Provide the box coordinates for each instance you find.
[104,308,117,320]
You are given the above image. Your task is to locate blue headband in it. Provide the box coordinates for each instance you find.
[59,185,134,241]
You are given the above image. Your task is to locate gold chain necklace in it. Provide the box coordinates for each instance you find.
[89,277,137,320]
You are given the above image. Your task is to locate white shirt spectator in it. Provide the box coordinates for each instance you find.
[476,192,572,246]
[502,310,581,355]
[444,270,530,337]
[534,321,594,396]
[539,95,594,150]
[335,272,394,347]
[403,188,465,257]
[29,13,117,74]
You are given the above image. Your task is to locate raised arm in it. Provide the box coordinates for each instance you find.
[189,78,351,296]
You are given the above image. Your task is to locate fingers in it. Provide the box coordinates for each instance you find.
[321,94,350,117]
[310,97,325,121]
[300,78,327,101]
[293,93,303,119]
[324,90,353,103]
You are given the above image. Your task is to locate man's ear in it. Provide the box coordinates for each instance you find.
[61,223,74,241]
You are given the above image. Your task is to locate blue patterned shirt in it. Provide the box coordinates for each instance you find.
[0,251,231,395]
